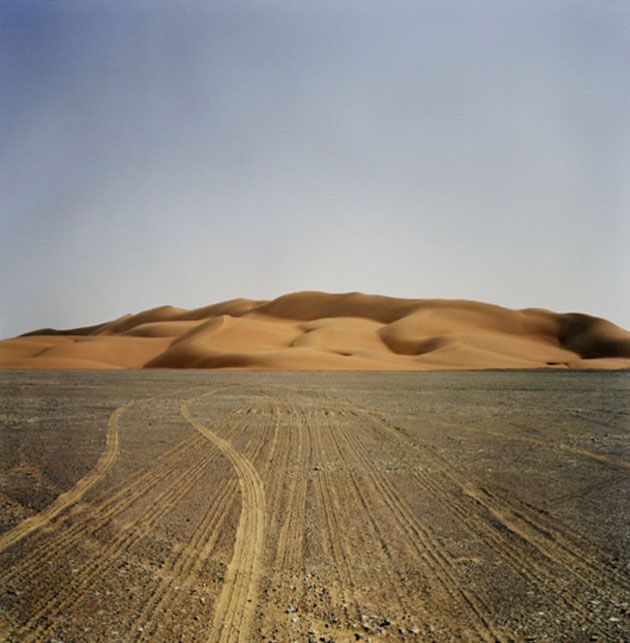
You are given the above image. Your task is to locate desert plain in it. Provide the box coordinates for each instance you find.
[0,368,628,642]
[1,292,629,641]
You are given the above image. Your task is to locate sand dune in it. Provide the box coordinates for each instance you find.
[1,291,629,370]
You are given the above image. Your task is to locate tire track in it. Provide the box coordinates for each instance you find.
[307,407,362,625]
[0,401,125,554]
[339,399,627,641]
[0,433,204,588]
[9,401,249,642]
[240,397,277,470]
[262,395,283,476]
[135,399,278,642]
[182,394,267,643]
[347,409,600,622]
[316,409,421,628]
[399,412,628,470]
[0,384,219,558]
[353,405,628,594]
[273,404,310,573]
[257,398,310,638]
[13,438,226,642]
[133,478,240,641]
[324,408,500,641]
[332,395,626,636]
[0,385,225,587]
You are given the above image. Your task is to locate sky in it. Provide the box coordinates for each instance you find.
[1,0,629,337]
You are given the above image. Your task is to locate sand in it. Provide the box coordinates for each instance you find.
[1,291,629,370]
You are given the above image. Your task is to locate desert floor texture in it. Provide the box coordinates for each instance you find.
[0,370,628,642]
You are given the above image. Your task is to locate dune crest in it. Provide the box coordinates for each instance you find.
[1,291,629,370]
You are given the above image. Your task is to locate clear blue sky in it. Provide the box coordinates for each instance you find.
[1,0,629,336]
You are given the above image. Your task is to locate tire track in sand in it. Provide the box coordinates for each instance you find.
[1,386,229,587]
[181,394,266,643]
[13,436,225,642]
[135,400,278,642]
[0,402,125,554]
[8,394,245,642]
[333,395,627,635]
[347,409,599,624]
[0,434,203,588]
[355,406,628,595]
[322,408,500,641]
[315,409,422,629]
[395,412,628,470]
[133,478,240,641]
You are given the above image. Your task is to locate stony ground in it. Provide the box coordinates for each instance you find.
[0,369,628,642]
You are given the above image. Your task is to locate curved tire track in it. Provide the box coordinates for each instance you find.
[182,395,266,643]
[0,402,124,554]
[135,399,278,642]
[0,434,202,588]
[14,437,224,642]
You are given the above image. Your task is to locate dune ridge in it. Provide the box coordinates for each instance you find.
[2,291,629,370]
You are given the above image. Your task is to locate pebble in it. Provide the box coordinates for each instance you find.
[286,604,298,613]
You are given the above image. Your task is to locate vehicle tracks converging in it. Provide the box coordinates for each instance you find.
[0,384,224,561]
[271,403,310,576]
[0,386,233,592]
[0,433,204,589]
[357,410,604,621]
[2,388,242,641]
[182,393,267,643]
[133,394,278,642]
[131,477,240,641]
[12,436,227,642]
[322,412,422,623]
[1,376,627,642]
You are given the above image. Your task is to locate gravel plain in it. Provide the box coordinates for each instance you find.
[0,369,628,642]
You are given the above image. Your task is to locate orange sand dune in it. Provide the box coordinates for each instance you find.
[1,291,629,370]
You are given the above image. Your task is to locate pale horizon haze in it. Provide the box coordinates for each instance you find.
[1,0,629,337]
